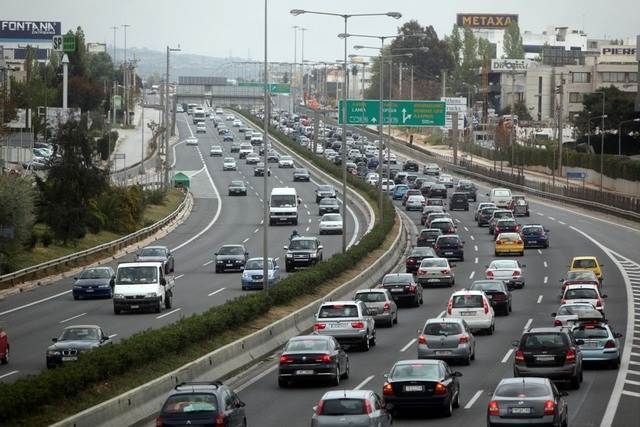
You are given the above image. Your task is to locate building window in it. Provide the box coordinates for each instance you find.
[627,73,637,83]
[569,92,583,103]
[571,72,591,83]
[601,72,626,83]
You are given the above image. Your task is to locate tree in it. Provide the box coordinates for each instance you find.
[572,86,636,135]
[503,22,525,59]
[501,100,532,121]
[0,175,35,272]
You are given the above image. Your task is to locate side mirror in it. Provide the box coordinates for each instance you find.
[560,391,569,397]
[576,339,585,345]
[551,313,557,317]
[283,246,288,250]
[312,406,318,413]
[453,371,463,377]
[318,245,324,250]
[602,294,608,298]
[511,340,520,347]
[614,332,622,338]
[214,252,218,256]
[160,278,167,286]
[73,277,78,281]
[383,373,389,379]
[52,338,58,342]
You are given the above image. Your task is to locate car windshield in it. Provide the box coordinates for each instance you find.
[452,294,483,308]
[493,212,512,219]
[482,207,498,214]
[271,195,296,207]
[79,268,112,279]
[318,185,332,192]
[565,288,598,299]
[289,239,316,250]
[318,305,359,318]
[230,181,244,187]
[218,246,244,255]
[424,322,462,335]
[162,394,218,413]
[573,259,597,268]
[294,169,307,174]
[140,248,165,257]
[116,266,158,284]
[382,274,412,285]
[494,190,511,197]
[60,327,100,341]
[355,292,387,303]
[285,339,329,352]
[567,271,596,280]
[224,157,234,162]
[390,363,440,380]
[498,234,520,242]
[421,230,441,238]
[245,259,272,270]
[280,156,292,161]
[495,382,550,398]
[420,259,448,268]
[490,261,518,269]
[322,214,341,222]
[522,227,543,235]
[498,220,517,226]
[522,333,566,350]
[573,325,610,339]
[319,399,367,416]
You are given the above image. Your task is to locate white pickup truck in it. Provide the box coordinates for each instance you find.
[112,262,175,314]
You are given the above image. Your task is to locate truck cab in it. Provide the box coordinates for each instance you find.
[112,262,175,314]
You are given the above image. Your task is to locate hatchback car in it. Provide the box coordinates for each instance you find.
[240,257,280,290]
[403,159,420,172]
[209,145,223,156]
[319,213,343,235]
[253,161,271,177]
[417,317,475,365]
[228,180,247,196]
[416,228,442,247]
[572,321,622,368]
[434,235,464,261]
[438,174,454,188]
[429,183,448,198]
[561,284,607,314]
[488,210,515,234]
[494,232,525,257]
[278,155,295,168]
[487,377,568,427]
[493,218,521,235]
[380,273,423,307]
[416,257,455,287]
[46,325,111,368]
[315,185,337,203]
[401,189,421,205]
[423,163,441,175]
[521,224,550,248]
[429,218,457,235]
[392,184,410,200]
[311,390,392,427]
[425,212,450,228]
[314,300,376,351]
[214,244,249,273]
[222,157,237,171]
[486,259,526,288]
[354,288,398,327]
[383,359,462,417]
[293,168,310,181]
[156,381,246,427]
[475,202,496,221]
[477,206,499,227]
[569,256,603,283]
[405,195,426,211]
[318,198,340,215]
[446,290,495,334]
[405,246,437,274]
[455,180,477,201]
[551,302,600,327]
[469,280,512,315]
[72,266,116,299]
[449,192,469,211]
[278,335,349,387]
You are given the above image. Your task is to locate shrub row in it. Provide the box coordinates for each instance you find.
[0,112,396,424]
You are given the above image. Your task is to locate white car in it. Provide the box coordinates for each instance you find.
[423,163,441,175]
[232,119,242,127]
[318,213,343,235]
[438,174,454,188]
[416,257,455,287]
[366,173,379,185]
[561,284,607,313]
[278,155,294,168]
[381,179,395,193]
[405,195,426,211]
[446,289,495,334]
[196,123,207,133]
[315,145,324,154]
[222,157,237,171]
[215,108,224,115]
[552,302,599,327]
[225,114,235,121]
[246,152,260,164]
[209,145,223,156]
[185,137,198,146]
[485,259,526,289]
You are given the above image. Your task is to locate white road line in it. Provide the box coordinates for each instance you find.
[242,237,250,243]
[400,338,417,352]
[536,212,544,216]
[175,274,184,280]
[558,220,566,225]
[60,312,87,323]
[236,364,279,392]
[306,210,311,216]
[260,219,264,224]
[355,375,375,390]
[501,349,514,363]
[548,216,556,221]
[208,288,226,297]
[304,204,308,209]
[464,390,484,409]
[156,308,181,319]
[0,370,19,380]
[622,390,640,398]
[523,318,533,330]
[305,226,310,232]
[308,218,312,223]
[108,334,118,339]
[543,276,548,284]
[464,226,469,232]
[254,228,259,233]
[474,245,478,252]
[474,257,478,264]
[469,271,476,280]
[537,295,543,304]
[203,260,213,266]
[470,235,475,241]
[538,249,542,255]
[543,261,548,268]
[0,289,71,316]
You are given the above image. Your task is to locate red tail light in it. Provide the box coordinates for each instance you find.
[459,335,469,344]
[434,245,440,251]
[516,240,523,245]
[406,258,417,265]
[364,399,373,414]
[483,298,489,314]
[565,348,576,363]
[406,284,417,294]
[418,335,427,344]
[448,228,454,233]
[544,400,556,415]
[314,354,332,363]
[515,225,521,232]
[155,416,163,427]
[554,319,562,326]
[596,298,603,308]
[512,270,521,277]
[279,355,294,364]
[315,399,325,415]
[488,400,500,416]
[351,321,365,329]
[383,382,394,396]
[441,269,450,275]
[447,299,453,315]
[417,269,426,276]
[487,271,494,279]
[515,350,525,364]
[560,299,566,305]
[604,340,616,349]
[434,382,447,395]
[215,414,225,426]
[314,323,326,331]
[383,302,391,312]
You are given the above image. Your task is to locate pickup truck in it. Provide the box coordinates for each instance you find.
[112,262,175,314]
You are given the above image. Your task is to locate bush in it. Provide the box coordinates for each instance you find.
[41,231,53,247]
[24,232,38,251]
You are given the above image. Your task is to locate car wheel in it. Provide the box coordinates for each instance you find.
[443,396,453,417]
[155,300,162,313]
[165,292,172,309]
[114,307,121,315]
[487,323,495,335]
[73,294,79,301]
[362,335,370,352]
[509,303,512,313]
[393,312,398,324]
[341,358,350,379]
[453,390,460,408]
[611,357,621,369]
[285,264,293,273]
[332,366,341,386]
[471,346,476,360]
[278,377,288,388]
[462,352,471,366]
[1,347,8,364]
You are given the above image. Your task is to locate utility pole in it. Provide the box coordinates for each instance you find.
[557,73,565,179]
[122,24,131,126]
[509,71,515,175]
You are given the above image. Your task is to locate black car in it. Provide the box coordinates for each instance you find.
[156,381,246,427]
[449,192,469,211]
[254,162,271,176]
[487,377,568,427]
[521,224,550,248]
[478,206,498,227]
[266,151,280,163]
[429,183,448,199]
[405,246,436,273]
[493,219,520,235]
[284,236,323,272]
[403,159,420,172]
[72,266,116,299]
[383,359,462,417]
[230,142,241,153]
[46,325,111,368]
[136,245,175,273]
[278,335,349,387]
[318,197,340,215]
[228,180,247,196]
[214,244,249,273]
[469,280,512,315]
[217,126,229,135]
[293,168,311,181]
[380,273,423,307]
[455,180,478,202]
[420,182,434,197]
[434,234,465,261]
[417,228,442,247]
[315,184,337,203]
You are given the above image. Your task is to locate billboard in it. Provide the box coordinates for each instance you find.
[491,59,531,72]
[457,14,518,29]
[0,20,61,43]
[441,97,466,130]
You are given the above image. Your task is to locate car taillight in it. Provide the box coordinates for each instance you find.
[351,321,365,329]
[565,348,576,363]
[596,298,603,308]
[314,354,332,363]
[515,350,525,364]
[447,299,453,315]
[434,245,440,251]
[363,399,373,414]
[155,416,163,427]
[495,239,502,244]
[560,299,566,305]
[512,270,521,277]
[515,225,521,232]
[554,319,562,326]
[604,340,616,348]
[488,400,500,416]
[483,298,489,314]
[406,258,416,264]
[418,335,427,344]
[459,335,469,344]
[417,269,426,276]
[215,414,225,426]
[517,239,523,245]
[315,399,325,415]
[448,228,455,233]
[406,284,417,294]
[434,383,447,395]
[487,271,494,279]
[279,355,294,364]
[383,382,394,396]
[314,323,326,331]
[383,302,391,312]
[441,269,450,275]
[544,400,556,415]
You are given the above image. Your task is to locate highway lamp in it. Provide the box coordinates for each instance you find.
[263,0,270,293]
[591,91,606,194]
[617,118,640,156]
[291,8,402,253]
[164,45,181,190]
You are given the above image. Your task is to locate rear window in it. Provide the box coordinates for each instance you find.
[285,339,329,352]
[420,230,440,238]
[494,211,512,219]
[355,292,387,303]
[481,207,497,214]
[319,399,367,416]
[573,326,609,339]
[452,294,483,308]
[437,237,460,245]
[522,333,566,350]
[318,305,359,318]
[493,190,511,197]
[573,259,597,268]
[565,289,598,299]
[471,282,503,292]
[424,322,462,336]
[522,227,543,235]
[557,305,596,315]
[382,274,412,285]
[495,382,550,398]
[420,259,448,268]
[390,363,441,380]
[162,393,218,413]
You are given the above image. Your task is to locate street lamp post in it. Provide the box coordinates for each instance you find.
[263,0,270,294]
[291,8,402,253]
[617,118,640,156]
[164,45,181,190]
[122,24,131,126]
[592,91,606,194]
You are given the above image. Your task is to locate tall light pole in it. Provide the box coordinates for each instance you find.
[300,27,308,106]
[593,91,606,193]
[292,25,299,113]
[164,45,181,190]
[262,0,270,294]
[291,8,402,252]
[617,118,640,156]
[122,24,131,126]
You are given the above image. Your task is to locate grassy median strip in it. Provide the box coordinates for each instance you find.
[0,116,396,426]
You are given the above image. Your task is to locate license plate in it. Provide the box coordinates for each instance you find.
[444,252,453,255]
[329,323,346,329]
[510,407,532,414]
[583,341,599,348]
[295,370,314,375]
[226,263,233,267]
[130,305,139,309]
[428,278,441,282]
[391,288,404,293]
[535,355,554,362]
[85,289,94,292]
[504,242,513,245]
[62,356,78,361]
[404,385,424,392]
[435,350,451,355]
[460,311,475,316]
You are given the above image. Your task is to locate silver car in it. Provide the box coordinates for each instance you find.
[311,389,392,427]
[354,289,398,327]
[318,213,343,235]
[415,257,455,287]
[417,317,476,365]
[314,301,376,351]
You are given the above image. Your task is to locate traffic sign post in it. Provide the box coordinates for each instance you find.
[52,35,63,51]
[338,99,446,126]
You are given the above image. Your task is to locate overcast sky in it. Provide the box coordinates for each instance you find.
[4,0,638,62]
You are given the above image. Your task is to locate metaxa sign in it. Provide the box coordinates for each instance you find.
[457,14,518,29]
[0,20,61,41]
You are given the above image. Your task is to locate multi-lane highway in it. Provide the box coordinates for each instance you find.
[0,110,369,382]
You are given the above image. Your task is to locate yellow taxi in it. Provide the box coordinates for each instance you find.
[494,232,524,256]
[569,256,603,282]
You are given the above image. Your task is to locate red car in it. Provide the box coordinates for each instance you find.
[0,326,9,364]
[560,270,600,292]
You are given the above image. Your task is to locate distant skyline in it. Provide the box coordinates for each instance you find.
[3,0,638,63]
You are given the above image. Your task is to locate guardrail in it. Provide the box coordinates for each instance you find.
[0,191,190,290]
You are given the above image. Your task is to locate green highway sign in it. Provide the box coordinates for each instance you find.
[339,99,446,127]
[62,34,76,53]
[237,82,290,93]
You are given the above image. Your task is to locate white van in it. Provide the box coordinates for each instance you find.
[487,188,512,208]
[269,187,299,225]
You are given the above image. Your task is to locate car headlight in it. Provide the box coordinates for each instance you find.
[310,253,318,258]
[216,260,224,264]
[98,284,110,288]
[73,285,81,289]
[47,350,61,356]
[286,253,293,258]
[145,293,158,298]
[113,293,124,299]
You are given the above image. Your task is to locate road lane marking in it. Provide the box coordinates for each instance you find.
[306,210,311,216]
[537,295,543,304]
[474,257,478,264]
[108,334,118,339]
[156,308,181,319]
[254,228,259,233]
[543,261,548,268]
[236,364,279,392]
[208,288,226,297]
[501,349,514,363]
[464,390,483,409]
[400,338,416,352]
[469,235,475,241]
[523,318,533,330]
[355,375,375,390]
[558,220,566,225]
[474,245,478,252]
[538,249,542,255]
[543,276,548,284]
[0,371,19,380]
[622,390,640,398]
[549,216,556,221]
[305,226,310,232]
[464,226,469,232]
[175,274,184,280]
[60,312,87,323]
[203,260,213,266]
[308,218,312,223]
[469,271,475,280]
[242,237,250,243]
[0,289,71,316]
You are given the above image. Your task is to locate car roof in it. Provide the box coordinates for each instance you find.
[355,288,387,294]
[64,324,101,330]
[527,327,567,334]
[394,358,442,366]
[572,256,598,261]
[321,389,373,400]
[451,289,485,296]
[425,317,463,324]
[289,335,332,342]
[321,300,360,306]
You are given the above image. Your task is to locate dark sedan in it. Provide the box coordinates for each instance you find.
[405,246,436,274]
[46,325,111,369]
[470,280,512,315]
[228,180,247,196]
[383,359,462,417]
[521,224,550,248]
[478,207,499,227]
[380,273,423,307]
[72,266,116,300]
[136,245,175,273]
[429,183,448,199]
[293,168,311,181]
[417,228,442,247]
[318,198,340,215]
[254,162,271,176]
[214,244,249,273]
[403,159,420,172]
[278,335,349,388]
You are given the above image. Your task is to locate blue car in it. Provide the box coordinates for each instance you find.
[72,266,116,299]
[520,224,549,248]
[393,184,409,200]
[241,257,280,290]
[572,322,622,368]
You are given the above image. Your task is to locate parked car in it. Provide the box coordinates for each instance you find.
[380,273,423,307]
[46,325,111,368]
[241,257,280,290]
[314,300,376,351]
[311,390,392,427]
[354,288,398,327]
[417,317,476,365]
[214,244,249,273]
[72,266,116,300]
[278,335,349,387]
[135,245,175,273]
